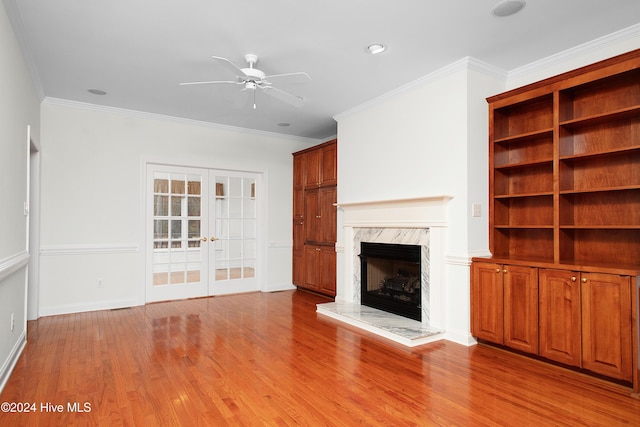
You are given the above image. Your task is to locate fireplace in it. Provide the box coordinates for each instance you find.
[360,242,422,321]
[316,196,451,347]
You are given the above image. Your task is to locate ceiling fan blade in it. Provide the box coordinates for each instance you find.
[179,80,238,86]
[211,56,247,78]
[264,72,311,83]
[261,86,304,107]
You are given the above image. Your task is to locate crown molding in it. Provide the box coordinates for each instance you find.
[41,97,324,144]
[334,57,507,121]
[507,23,640,84]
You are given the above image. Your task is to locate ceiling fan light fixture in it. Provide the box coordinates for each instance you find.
[366,43,386,54]
[492,0,526,17]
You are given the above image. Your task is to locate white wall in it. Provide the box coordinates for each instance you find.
[38,101,316,315]
[334,29,640,344]
[0,2,40,391]
[335,60,505,345]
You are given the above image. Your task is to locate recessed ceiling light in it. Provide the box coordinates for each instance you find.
[88,89,107,95]
[492,0,526,17]
[277,122,290,127]
[366,43,386,55]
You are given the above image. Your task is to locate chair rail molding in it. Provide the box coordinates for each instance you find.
[40,243,139,256]
[0,251,30,283]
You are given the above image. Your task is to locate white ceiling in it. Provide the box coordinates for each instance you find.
[5,0,640,140]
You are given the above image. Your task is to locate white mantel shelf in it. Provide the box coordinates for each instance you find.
[337,195,453,228]
[336,195,453,208]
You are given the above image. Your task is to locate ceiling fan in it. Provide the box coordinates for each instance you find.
[180,54,311,109]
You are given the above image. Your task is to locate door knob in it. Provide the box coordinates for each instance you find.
[210,237,217,241]
[201,237,207,242]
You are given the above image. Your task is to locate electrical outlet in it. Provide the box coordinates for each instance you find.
[472,203,481,217]
[97,278,104,288]
[10,313,15,331]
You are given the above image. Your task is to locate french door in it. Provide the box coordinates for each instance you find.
[146,164,259,302]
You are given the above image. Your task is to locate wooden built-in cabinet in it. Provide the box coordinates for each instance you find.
[471,49,640,392]
[292,139,337,297]
[539,269,633,381]
[471,262,538,355]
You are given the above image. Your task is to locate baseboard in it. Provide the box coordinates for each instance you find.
[444,330,478,347]
[264,284,296,293]
[39,298,141,317]
[0,330,26,394]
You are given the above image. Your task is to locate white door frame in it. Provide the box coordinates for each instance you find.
[27,127,41,320]
[143,161,263,303]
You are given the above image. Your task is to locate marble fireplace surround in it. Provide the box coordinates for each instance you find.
[317,196,452,347]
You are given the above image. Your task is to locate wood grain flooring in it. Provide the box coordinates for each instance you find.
[1,290,639,426]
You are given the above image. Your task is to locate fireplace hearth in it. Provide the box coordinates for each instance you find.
[360,242,421,321]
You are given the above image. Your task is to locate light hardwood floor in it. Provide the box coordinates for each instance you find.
[1,290,639,426]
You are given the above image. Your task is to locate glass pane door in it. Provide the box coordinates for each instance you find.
[147,165,209,302]
[210,173,259,295]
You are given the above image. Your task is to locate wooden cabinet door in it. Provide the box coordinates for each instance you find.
[318,187,336,243]
[320,142,337,186]
[471,262,504,344]
[304,188,320,243]
[318,245,336,296]
[293,186,304,219]
[581,273,633,381]
[293,153,304,187]
[503,265,539,354]
[292,217,305,286]
[304,149,321,188]
[303,246,320,291]
[539,269,581,367]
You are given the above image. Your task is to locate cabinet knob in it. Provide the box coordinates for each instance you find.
[582,277,587,283]
[503,269,507,274]
[496,268,500,273]
[571,276,576,282]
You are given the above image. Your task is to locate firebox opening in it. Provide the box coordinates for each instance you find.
[360,242,421,321]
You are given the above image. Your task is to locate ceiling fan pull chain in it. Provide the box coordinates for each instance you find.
[253,89,257,110]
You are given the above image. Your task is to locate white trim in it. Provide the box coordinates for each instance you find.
[338,196,453,229]
[39,298,140,317]
[507,23,640,84]
[40,244,138,256]
[446,254,473,267]
[0,330,26,394]
[337,195,454,208]
[265,284,297,293]
[42,97,323,145]
[334,58,507,121]
[0,251,30,283]
[444,329,478,347]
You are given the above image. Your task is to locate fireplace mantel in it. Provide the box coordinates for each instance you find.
[317,195,452,346]
[337,195,453,228]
